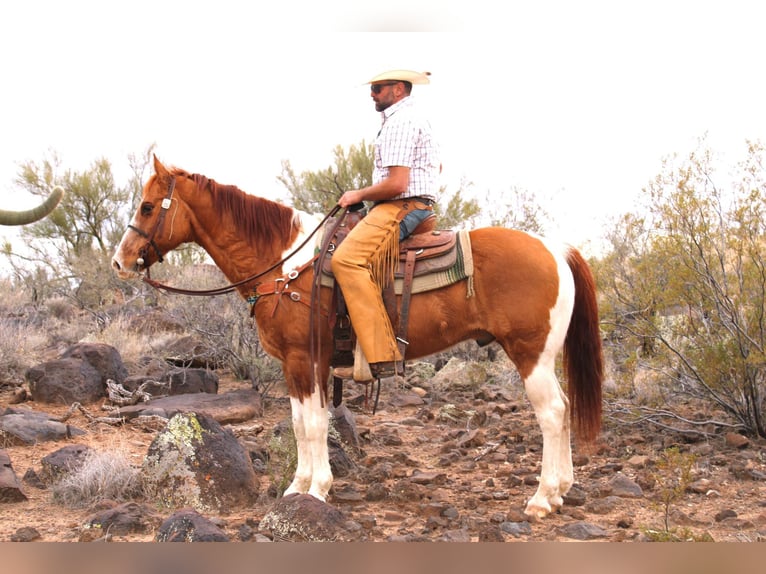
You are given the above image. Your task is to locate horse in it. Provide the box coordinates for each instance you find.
[112,156,603,518]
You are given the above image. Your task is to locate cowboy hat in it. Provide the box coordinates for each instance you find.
[366,70,431,85]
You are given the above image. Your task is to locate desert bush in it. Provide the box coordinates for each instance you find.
[0,318,49,384]
[266,424,298,498]
[50,447,144,509]
[642,447,713,542]
[596,139,766,438]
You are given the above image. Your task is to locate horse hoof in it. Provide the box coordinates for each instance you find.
[524,502,552,519]
[307,490,327,503]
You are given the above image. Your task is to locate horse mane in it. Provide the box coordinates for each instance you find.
[171,167,298,248]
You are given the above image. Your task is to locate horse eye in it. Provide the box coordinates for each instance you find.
[140,202,154,216]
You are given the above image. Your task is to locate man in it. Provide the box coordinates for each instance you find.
[332,69,441,379]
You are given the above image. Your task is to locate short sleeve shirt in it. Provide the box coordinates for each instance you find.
[373,96,440,200]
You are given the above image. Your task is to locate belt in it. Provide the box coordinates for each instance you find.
[375,196,435,207]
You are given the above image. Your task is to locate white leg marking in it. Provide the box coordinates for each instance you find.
[523,359,570,518]
[284,397,312,496]
[283,387,332,501]
[303,386,332,500]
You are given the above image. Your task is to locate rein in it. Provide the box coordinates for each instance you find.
[139,203,343,297]
[309,206,356,396]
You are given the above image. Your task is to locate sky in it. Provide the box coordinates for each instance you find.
[1,1,765,255]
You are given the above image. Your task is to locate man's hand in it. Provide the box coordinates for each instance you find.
[338,189,366,208]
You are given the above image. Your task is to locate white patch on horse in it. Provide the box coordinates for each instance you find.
[281,210,324,273]
[521,241,577,517]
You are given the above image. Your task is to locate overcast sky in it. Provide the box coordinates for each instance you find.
[1,1,764,254]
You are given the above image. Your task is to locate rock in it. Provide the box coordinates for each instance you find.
[142,412,260,512]
[8,388,27,404]
[364,482,388,502]
[330,403,362,454]
[585,496,621,515]
[22,469,45,489]
[557,521,608,540]
[389,478,426,503]
[669,509,710,527]
[500,521,532,537]
[60,342,129,384]
[572,453,590,466]
[616,515,634,528]
[714,509,738,522]
[375,427,403,446]
[627,454,650,468]
[167,368,219,395]
[40,444,92,484]
[388,391,425,408]
[398,416,425,427]
[329,435,355,477]
[260,493,350,542]
[0,450,27,502]
[331,483,365,504]
[156,508,230,542]
[607,473,644,498]
[25,358,105,404]
[10,527,41,541]
[80,502,161,541]
[456,428,486,449]
[117,388,262,424]
[437,529,471,542]
[562,485,587,506]
[725,432,750,449]
[477,523,506,541]
[410,470,447,485]
[687,478,713,494]
[26,342,129,405]
[0,409,86,445]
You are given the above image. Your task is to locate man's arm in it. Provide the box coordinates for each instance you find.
[337,166,410,207]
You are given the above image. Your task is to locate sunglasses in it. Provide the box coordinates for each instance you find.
[370,82,399,94]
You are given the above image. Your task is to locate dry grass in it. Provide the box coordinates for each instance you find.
[49,445,144,509]
[85,314,160,367]
[0,318,49,383]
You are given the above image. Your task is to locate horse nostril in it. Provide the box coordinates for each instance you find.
[112,259,121,271]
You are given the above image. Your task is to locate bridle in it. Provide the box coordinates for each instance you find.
[127,176,177,269]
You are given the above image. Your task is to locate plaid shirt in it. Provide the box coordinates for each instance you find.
[374,96,440,200]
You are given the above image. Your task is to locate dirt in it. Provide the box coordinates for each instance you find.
[2,363,766,543]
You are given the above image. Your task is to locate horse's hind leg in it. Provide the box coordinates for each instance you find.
[520,355,574,518]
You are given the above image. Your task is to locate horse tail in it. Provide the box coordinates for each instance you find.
[563,247,603,443]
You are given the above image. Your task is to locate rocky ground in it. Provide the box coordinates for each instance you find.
[2,355,766,543]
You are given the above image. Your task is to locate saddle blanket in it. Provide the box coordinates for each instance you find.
[320,229,474,296]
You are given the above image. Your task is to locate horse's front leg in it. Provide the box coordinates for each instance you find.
[284,395,312,496]
[283,370,332,501]
[522,361,573,518]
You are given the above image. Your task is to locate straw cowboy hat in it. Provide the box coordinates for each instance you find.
[366,70,431,84]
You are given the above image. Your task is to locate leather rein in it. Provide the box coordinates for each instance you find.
[127,177,343,297]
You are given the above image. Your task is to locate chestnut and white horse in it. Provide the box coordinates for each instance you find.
[112,157,603,518]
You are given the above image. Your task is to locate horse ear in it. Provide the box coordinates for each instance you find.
[153,154,169,178]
